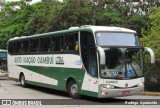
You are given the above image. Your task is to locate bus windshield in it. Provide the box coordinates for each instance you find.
[96,32,139,46]
[100,47,143,79]
[100,47,143,78]
[96,32,143,79]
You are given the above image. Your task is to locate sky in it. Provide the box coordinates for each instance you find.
[5,0,63,3]
[5,0,42,4]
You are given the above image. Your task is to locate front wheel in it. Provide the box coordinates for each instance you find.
[67,80,81,99]
[20,74,27,87]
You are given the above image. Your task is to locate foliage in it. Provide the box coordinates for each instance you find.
[140,7,160,89]
[0,0,158,49]
[0,0,33,48]
[141,7,160,62]
[0,0,159,57]
[144,62,160,91]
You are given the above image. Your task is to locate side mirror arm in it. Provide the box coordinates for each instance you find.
[145,47,155,64]
[97,46,105,67]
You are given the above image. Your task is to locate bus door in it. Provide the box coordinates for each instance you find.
[80,31,99,93]
[88,47,99,92]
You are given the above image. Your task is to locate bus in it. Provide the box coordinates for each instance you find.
[7,26,155,98]
[0,49,7,73]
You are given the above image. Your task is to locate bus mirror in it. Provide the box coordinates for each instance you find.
[145,47,155,64]
[97,46,105,66]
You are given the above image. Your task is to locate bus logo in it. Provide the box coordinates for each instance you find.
[55,57,64,64]
[125,83,128,88]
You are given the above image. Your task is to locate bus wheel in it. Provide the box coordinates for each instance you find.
[20,74,26,87]
[67,80,81,99]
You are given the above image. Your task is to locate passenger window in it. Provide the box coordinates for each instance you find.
[50,37,55,52]
[30,38,39,53]
[13,41,21,54]
[39,37,51,53]
[64,33,78,52]
[21,40,29,54]
[52,36,64,52]
[8,42,14,54]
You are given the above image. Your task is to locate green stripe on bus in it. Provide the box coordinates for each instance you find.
[17,65,85,91]
[26,80,58,90]
[26,80,98,98]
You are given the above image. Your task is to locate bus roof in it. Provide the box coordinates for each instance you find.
[9,26,136,41]
[0,49,7,52]
[88,26,136,33]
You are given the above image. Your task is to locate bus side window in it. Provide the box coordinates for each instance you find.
[51,37,55,52]
[13,41,21,54]
[39,37,51,53]
[65,34,73,51]
[21,40,29,54]
[30,38,39,53]
[64,33,78,53]
[8,42,14,54]
[53,36,64,53]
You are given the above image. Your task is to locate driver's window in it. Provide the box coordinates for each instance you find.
[89,48,98,77]
[105,48,122,69]
[80,31,95,72]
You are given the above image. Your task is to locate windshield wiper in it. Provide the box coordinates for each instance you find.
[129,63,138,77]
[124,48,139,77]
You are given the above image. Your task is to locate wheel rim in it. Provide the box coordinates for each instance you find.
[21,76,24,85]
[70,84,78,96]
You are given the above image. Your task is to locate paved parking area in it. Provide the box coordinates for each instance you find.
[0,77,159,108]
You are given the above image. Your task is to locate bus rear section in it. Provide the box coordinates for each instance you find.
[0,49,7,73]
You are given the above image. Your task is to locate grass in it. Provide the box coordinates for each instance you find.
[142,92,160,96]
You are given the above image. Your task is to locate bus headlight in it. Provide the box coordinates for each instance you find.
[100,84,115,89]
[137,82,144,87]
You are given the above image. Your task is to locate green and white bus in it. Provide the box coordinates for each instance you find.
[0,49,7,72]
[7,26,155,98]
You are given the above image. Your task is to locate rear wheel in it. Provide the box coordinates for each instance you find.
[67,80,81,99]
[20,74,26,87]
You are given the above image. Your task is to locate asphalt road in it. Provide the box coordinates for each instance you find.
[0,77,160,108]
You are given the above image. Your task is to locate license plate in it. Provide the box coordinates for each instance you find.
[122,91,130,95]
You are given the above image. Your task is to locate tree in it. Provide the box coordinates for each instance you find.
[141,7,160,62]
[0,0,5,8]
[140,7,160,89]
[0,0,159,49]
[0,1,33,49]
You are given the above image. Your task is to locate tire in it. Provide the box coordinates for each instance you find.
[67,80,81,99]
[20,74,27,87]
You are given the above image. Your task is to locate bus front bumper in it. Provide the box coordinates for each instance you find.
[98,86,144,98]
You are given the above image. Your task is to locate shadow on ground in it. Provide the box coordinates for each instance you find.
[12,83,133,105]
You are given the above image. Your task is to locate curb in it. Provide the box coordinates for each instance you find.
[142,92,160,96]
[0,73,8,77]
